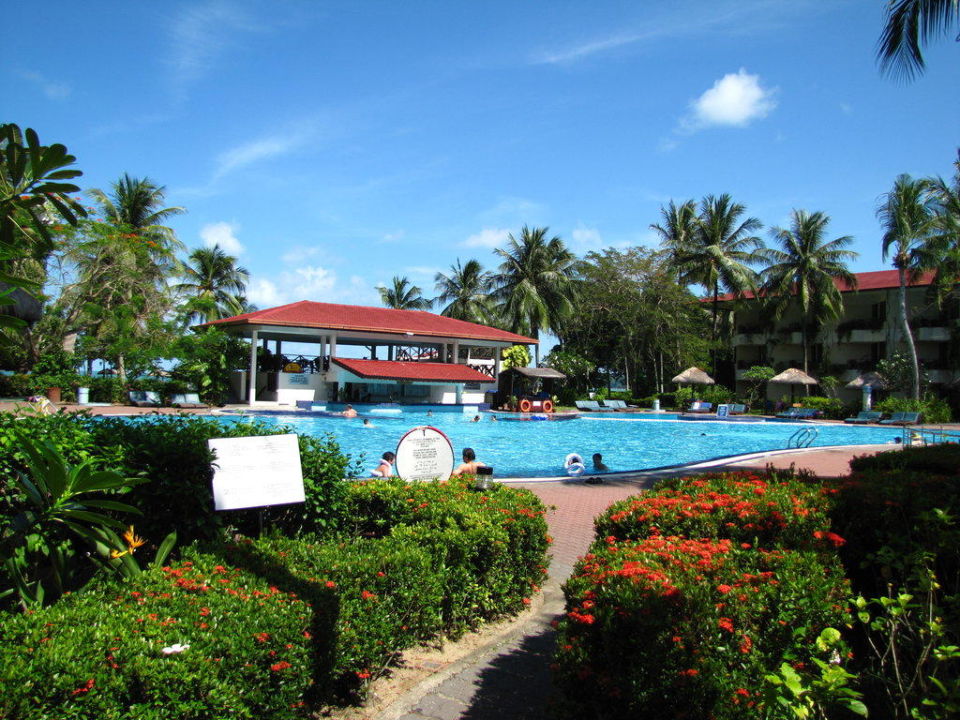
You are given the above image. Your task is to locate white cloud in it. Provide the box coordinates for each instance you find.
[280,246,322,265]
[463,228,511,249]
[570,225,603,251]
[534,32,651,65]
[166,1,260,91]
[200,221,243,255]
[404,266,442,280]
[681,68,777,131]
[18,70,70,100]
[213,131,307,179]
[246,266,378,309]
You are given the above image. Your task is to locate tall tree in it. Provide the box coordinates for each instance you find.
[878,0,960,80]
[878,174,934,400]
[674,194,764,346]
[378,276,431,310]
[493,225,576,364]
[919,152,960,307]
[760,210,859,374]
[434,258,495,324]
[88,174,184,236]
[650,199,698,283]
[175,244,250,324]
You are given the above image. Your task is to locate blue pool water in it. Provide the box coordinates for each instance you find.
[218,411,903,478]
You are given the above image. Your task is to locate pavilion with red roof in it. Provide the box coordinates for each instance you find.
[202,301,536,406]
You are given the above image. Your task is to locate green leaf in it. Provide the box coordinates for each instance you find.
[846,700,868,717]
[80,498,142,515]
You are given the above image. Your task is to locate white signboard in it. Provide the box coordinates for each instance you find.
[209,434,305,510]
[395,426,454,483]
[716,404,729,418]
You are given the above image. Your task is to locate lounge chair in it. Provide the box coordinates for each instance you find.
[880,411,922,426]
[775,407,803,419]
[843,411,883,424]
[171,392,207,409]
[575,400,603,412]
[128,390,161,407]
[600,399,627,410]
[728,403,747,415]
[686,401,713,413]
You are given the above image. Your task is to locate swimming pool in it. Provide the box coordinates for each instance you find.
[220,411,903,478]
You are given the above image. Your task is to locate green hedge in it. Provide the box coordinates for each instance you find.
[0,475,551,716]
[848,442,960,475]
[556,540,850,719]
[555,469,859,719]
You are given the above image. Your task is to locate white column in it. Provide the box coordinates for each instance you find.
[329,333,338,358]
[452,341,460,364]
[248,330,258,406]
[455,384,463,404]
[319,337,327,367]
[494,347,501,378]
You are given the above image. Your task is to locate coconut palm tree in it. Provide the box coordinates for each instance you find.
[88,174,184,236]
[650,199,698,283]
[760,210,859,374]
[434,258,495,324]
[878,0,960,80]
[878,174,935,400]
[493,225,576,365]
[919,152,960,307]
[378,276,431,310]
[676,194,764,344]
[176,245,250,324]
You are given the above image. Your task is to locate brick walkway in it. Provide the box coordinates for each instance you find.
[380,444,894,720]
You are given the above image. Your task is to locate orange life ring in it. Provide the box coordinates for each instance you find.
[519,398,532,413]
[542,399,553,413]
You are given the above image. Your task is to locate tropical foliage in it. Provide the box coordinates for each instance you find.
[175,245,250,324]
[378,275,432,310]
[434,258,495,324]
[878,0,960,79]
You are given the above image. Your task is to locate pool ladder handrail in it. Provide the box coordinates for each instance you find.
[787,427,819,449]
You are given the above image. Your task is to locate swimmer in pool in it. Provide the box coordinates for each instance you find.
[371,451,395,477]
[342,404,358,418]
[592,453,608,471]
[453,447,485,476]
[363,418,374,428]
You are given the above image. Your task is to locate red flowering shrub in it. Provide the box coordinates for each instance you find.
[595,470,830,549]
[0,549,315,719]
[555,537,851,719]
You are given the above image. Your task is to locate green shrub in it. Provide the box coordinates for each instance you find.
[87,376,125,403]
[874,393,952,423]
[0,372,32,398]
[595,470,830,550]
[799,395,844,419]
[555,538,852,719]
[0,548,317,719]
[848,443,960,475]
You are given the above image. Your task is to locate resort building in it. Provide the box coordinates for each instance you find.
[202,301,536,407]
[719,269,959,404]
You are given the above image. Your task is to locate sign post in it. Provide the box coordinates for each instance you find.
[395,426,454,482]
[208,434,305,511]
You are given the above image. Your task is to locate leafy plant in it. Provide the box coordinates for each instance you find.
[0,435,142,608]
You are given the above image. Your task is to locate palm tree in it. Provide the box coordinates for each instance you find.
[378,276,432,310]
[878,174,934,400]
[677,194,764,344]
[650,199,698,283]
[919,152,960,307]
[434,258,495,324]
[878,0,960,80]
[760,210,859,374]
[176,245,250,324]
[88,174,185,236]
[493,225,577,365]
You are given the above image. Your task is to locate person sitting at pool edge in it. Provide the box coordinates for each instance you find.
[592,453,608,471]
[453,447,484,476]
[342,404,358,418]
[371,451,395,477]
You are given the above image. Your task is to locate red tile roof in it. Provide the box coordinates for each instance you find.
[331,358,494,383]
[709,269,935,303]
[202,300,535,344]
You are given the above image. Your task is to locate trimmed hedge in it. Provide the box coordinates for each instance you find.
[556,539,850,718]
[555,470,858,719]
[0,477,551,716]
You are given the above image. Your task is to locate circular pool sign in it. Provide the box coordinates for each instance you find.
[395,425,455,482]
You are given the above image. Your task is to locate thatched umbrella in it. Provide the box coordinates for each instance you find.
[671,367,715,386]
[844,371,886,390]
[770,368,818,403]
[846,371,886,410]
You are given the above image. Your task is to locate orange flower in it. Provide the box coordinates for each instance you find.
[111,526,147,558]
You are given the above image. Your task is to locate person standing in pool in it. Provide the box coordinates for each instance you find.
[592,453,608,471]
[342,404,358,418]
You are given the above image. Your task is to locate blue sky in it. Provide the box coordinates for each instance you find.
[5,1,959,353]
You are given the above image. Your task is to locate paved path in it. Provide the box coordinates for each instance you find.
[379,445,895,720]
